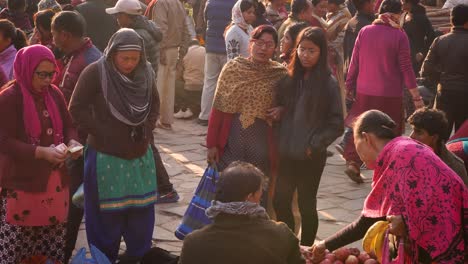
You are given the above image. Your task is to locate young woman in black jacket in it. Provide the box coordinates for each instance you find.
[271,27,344,246]
[401,0,436,74]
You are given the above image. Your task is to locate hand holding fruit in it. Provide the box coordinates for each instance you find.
[309,241,326,263]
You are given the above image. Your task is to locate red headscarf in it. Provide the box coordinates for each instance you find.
[13,45,63,146]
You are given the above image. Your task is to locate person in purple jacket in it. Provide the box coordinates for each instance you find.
[342,0,424,183]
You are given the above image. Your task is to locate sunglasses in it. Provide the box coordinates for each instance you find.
[35,71,57,79]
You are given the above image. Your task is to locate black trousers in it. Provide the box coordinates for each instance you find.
[273,152,327,246]
[64,157,84,264]
[435,89,468,137]
[151,142,173,194]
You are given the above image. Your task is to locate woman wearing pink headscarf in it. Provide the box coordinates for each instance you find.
[0,45,81,263]
[225,0,257,60]
[309,110,468,263]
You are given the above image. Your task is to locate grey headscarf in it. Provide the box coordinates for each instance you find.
[98,28,154,126]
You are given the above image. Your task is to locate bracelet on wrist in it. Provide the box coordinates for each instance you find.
[412,96,423,102]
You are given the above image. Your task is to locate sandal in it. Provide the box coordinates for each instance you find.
[345,162,364,184]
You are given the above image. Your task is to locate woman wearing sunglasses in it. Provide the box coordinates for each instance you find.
[0,44,81,263]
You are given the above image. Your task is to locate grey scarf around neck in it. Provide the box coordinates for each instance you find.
[205,201,269,220]
[98,28,154,126]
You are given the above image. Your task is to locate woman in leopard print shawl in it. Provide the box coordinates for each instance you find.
[206,25,287,209]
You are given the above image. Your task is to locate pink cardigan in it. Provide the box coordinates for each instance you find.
[346,24,417,98]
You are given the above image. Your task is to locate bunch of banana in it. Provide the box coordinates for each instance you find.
[362,221,389,263]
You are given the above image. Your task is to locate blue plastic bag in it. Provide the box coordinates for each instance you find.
[70,245,111,264]
[175,165,219,240]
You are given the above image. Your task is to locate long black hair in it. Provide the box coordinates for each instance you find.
[354,110,397,140]
[0,19,28,50]
[286,27,331,124]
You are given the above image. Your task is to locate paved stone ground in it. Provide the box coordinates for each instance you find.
[74,118,374,257]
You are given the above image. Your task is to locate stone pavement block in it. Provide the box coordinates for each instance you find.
[166,137,205,146]
[153,226,179,242]
[170,153,190,163]
[319,176,349,186]
[155,211,178,225]
[317,199,338,211]
[339,199,365,211]
[160,205,189,217]
[179,181,199,190]
[184,163,205,174]
[316,221,348,241]
[337,188,371,200]
[159,144,202,153]
[161,219,182,232]
[178,151,206,163]
[320,197,351,206]
[318,208,360,223]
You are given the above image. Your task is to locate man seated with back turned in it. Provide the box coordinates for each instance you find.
[408,108,468,186]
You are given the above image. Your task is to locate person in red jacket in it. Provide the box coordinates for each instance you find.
[0,44,81,263]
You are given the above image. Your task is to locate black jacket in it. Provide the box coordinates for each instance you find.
[76,0,119,52]
[276,75,344,160]
[132,16,163,75]
[179,214,305,264]
[343,12,374,76]
[420,27,468,94]
[402,8,436,74]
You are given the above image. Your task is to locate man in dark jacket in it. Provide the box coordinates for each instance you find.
[51,11,102,263]
[421,4,468,135]
[197,0,237,125]
[106,0,180,204]
[179,162,305,264]
[75,0,119,51]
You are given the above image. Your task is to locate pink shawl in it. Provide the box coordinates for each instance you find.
[13,45,63,146]
[363,137,468,263]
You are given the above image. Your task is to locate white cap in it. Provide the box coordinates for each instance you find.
[105,0,142,15]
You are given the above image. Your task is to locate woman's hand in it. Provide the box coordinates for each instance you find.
[387,215,407,237]
[36,146,67,165]
[300,246,314,263]
[266,106,284,122]
[207,147,219,165]
[409,88,424,109]
[67,139,83,160]
[413,97,425,109]
[308,241,327,263]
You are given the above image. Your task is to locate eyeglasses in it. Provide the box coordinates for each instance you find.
[35,71,57,80]
[252,39,276,49]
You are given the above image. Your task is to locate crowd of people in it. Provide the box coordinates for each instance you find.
[0,0,467,262]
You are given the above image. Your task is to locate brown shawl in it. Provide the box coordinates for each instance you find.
[213,57,287,129]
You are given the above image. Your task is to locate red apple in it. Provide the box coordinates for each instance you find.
[345,255,359,264]
[358,252,371,263]
[334,248,351,261]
